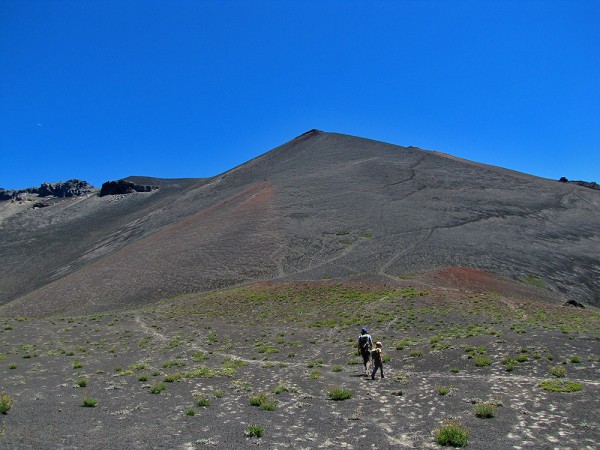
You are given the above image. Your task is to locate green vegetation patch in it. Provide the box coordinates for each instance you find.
[0,393,14,414]
[328,386,352,401]
[538,380,583,392]
[434,419,469,447]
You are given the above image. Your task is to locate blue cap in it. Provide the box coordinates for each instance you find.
[361,328,367,332]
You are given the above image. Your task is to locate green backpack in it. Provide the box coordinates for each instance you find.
[371,348,382,363]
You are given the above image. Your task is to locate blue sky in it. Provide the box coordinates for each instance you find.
[1,0,598,190]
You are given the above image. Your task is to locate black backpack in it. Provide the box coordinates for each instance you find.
[359,335,370,351]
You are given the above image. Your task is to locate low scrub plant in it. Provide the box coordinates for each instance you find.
[437,386,451,396]
[328,386,352,401]
[395,339,412,350]
[273,383,289,394]
[184,408,196,416]
[246,424,264,438]
[82,398,97,407]
[195,395,211,407]
[309,370,321,380]
[474,356,492,367]
[164,373,183,382]
[474,402,497,418]
[249,392,277,410]
[76,379,88,388]
[550,365,567,378]
[150,383,166,394]
[0,393,14,414]
[434,419,469,447]
[538,380,583,392]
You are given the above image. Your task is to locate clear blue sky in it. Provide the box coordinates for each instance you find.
[1,0,598,190]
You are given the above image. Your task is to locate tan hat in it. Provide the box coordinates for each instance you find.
[376,341,382,347]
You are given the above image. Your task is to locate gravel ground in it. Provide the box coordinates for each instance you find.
[1,279,599,449]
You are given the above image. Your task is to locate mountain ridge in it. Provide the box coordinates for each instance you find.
[1,131,598,316]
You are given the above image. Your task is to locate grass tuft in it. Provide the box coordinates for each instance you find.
[328,386,352,401]
[474,402,497,418]
[538,380,583,392]
[0,393,14,414]
[246,424,264,438]
[434,419,469,447]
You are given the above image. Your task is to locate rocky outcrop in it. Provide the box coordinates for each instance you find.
[563,299,585,308]
[37,180,96,197]
[0,180,96,201]
[559,177,600,191]
[99,180,159,197]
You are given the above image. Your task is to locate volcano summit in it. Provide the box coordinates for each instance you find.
[1,130,598,316]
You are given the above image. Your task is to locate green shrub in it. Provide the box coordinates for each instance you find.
[249,392,276,410]
[150,383,166,394]
[246,424,264,438]
[331,364,343,373]
[138,374,149,382]
[184,408,196,416]
[437,386,450,396]
[515,354,528,363]
[192,351,209,361]
[474,356,492,367]
[434,419,469,447]
[195,395,211,407]
[538,380,583,392]
[328,386,352,401]
[0,393,14,414]
[82,398,97,407]
[550,365,567,378]
[474,402,497,418]
[309,370,321,380]
[76,379,88,387]
[164,373,183,382]
[570,355,581,363]
[72,359,83,369]
[273,383,289,394]
[395,339,411,350]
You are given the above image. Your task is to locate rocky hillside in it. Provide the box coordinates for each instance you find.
[1,131,598,316]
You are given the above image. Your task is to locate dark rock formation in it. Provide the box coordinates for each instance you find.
[99,180,159,197]
[0,179,96,201]
[559,177,600,191]
[37,179,96,197]
[563,299,585,308]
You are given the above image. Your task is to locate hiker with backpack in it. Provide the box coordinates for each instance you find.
[357,327,373,376]
[370,341,385,379]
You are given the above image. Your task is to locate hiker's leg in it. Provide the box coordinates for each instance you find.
[380,363,384,378]
[371,363,377,379]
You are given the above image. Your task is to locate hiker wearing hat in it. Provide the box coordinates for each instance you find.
[371,341,385,379]
[357,327,373,376]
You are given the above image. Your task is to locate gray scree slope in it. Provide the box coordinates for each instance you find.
[0,130,598,316]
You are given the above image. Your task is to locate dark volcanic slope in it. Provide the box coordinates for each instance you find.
[1,130,599,315]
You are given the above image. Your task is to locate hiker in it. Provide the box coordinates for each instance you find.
[371,341,385,379]
[357,327,373,375]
